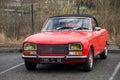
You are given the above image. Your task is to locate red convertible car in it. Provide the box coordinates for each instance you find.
[22,14,108,71]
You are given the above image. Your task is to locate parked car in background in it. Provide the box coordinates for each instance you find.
[22,14,108,72]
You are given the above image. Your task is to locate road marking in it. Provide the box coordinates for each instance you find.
[109,62,120,80]
[0,62,24,75]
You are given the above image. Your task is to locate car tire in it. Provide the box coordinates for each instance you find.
[83,48,94,72]
[100,46,108,59]
[25,60,37,70]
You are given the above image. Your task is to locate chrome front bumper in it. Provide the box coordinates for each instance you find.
[22,55,88,60]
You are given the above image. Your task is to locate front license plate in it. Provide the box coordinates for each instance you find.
[41,58,63,63]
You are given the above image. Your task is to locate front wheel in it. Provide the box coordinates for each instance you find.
[100,46,108,59]
[25,60,37,70]
[83,48,94,72]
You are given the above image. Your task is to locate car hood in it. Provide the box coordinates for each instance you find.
[23,31,92,44]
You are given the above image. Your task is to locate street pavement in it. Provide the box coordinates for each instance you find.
[0,52,120,80]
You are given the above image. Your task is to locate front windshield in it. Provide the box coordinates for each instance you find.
[42,17,90,31]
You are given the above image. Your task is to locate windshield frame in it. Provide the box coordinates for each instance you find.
[41,17,92,32]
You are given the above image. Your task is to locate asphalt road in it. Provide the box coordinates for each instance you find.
[0,53,120,80]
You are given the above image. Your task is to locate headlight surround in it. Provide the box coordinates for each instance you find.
[69,43,82,56]
[69,43,82,50]
[24,43,37,50]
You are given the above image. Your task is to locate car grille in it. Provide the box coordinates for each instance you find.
[38,44,68,54]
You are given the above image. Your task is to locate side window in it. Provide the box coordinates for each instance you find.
[92,19,97,30]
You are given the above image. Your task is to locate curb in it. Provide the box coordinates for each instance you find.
[0,48,119,53]
[108,49,120,53]
[0,48,22,53]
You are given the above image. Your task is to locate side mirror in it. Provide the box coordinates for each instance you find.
[95,27,101,31]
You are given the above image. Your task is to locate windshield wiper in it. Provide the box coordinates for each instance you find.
[73,26,88,30]
[56,27,72,30]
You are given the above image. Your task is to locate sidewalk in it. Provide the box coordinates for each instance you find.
[0,45,119,53]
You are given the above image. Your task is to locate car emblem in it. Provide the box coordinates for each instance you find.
[50,48,53,52]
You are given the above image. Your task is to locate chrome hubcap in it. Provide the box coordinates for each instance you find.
[105,47,108,56]
[89,53,93,68]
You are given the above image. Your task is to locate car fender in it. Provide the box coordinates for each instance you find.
[82,41,93,56]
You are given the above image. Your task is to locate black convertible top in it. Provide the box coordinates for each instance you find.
[49,14,94,18]
[49,14,99,26]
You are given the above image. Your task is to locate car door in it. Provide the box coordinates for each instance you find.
[98,29,107,52]
[91,18,102,56]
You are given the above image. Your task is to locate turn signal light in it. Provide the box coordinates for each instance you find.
[69,51,82,55]
[24,51,37,55]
